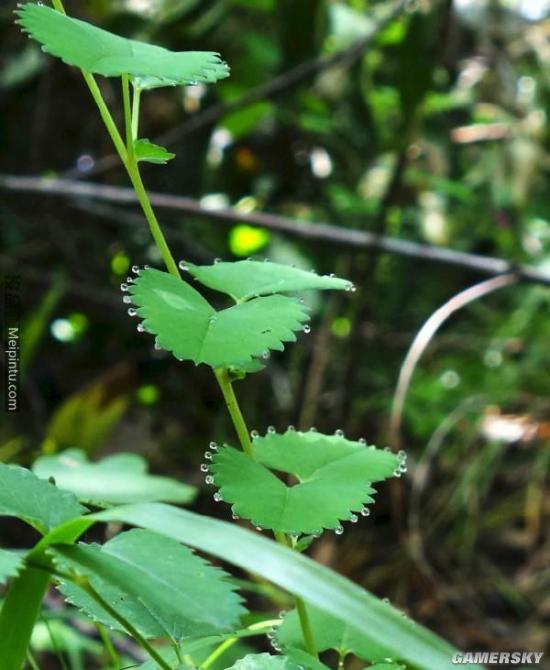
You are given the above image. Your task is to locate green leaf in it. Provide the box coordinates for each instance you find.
[276,606,396,663]
[368,664,406,670]
[0,548,23,585]
[225,654,299,670]
[209,429,401,534]
[54,529,246,641]
[134,139,176,164]
[183,260,352,302]
[92,503,470,670]
[128,269,309,368]
[0,566,52,670]
[0,463,86,533]
[16,4,229,88]
[32,449,196,506]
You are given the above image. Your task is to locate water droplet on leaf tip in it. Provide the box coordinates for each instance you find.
[231,512,239,520]
[309,426,317,432]
[361,506,370,517]
[251,430,259,438]
[204,451,212,460]
[209,441,218,450]
[303,325,311,334]
[200,464,209,473]
[214,257,222,264]
[267,426,276,434]
[329,273,335,277]
[350,514,358,523]
[335,525,344,535]
[383,598,390,604]
[122,296,132,304]
[154,342,162,351]
[178,261,189,271]
[255,526,263,532]
[137,323,145,333]
[398,449,406,459]
[120,283,128,291]
[287,425,296,432]
[262,351,270,359]
[205,475,214,484]
[334,428,344,437]
[213,492,223,502]
[359,437,367,445]
[384,446,391,452]
[127,308,137,316]
[132,265,140,274]
[144,264,150,270]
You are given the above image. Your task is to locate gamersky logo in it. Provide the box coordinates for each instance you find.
[452,651,544,665]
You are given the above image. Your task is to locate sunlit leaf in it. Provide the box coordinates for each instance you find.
[209,429,400,534]
[128,268,309,368]
[183,260,352,302]
[16,4,229,87]
[0,463,86,533]
[32,449,196,506]
[54,529,246,641]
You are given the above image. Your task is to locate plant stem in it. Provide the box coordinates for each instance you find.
[215,373,317,658]
[132,85,142,140]
[98,624,121,670]
[122,75,134,157]
[274,533,318,658]
[214,368,256,459]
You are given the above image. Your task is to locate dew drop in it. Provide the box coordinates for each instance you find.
[334,429,345,437]
[334,525,344,535]
[127,308,137,317]
[303,325,311,334]
[255,525,263,532]
[329,273,335,277]
[154,341,162,351]
[360,506,371,517]
[205,475,214,484]
[349,514,358,523]
[383,597,390,605]
[267,425,276,434]
[120,283,128,292]
[213,492,223,502]
[251,430,259,439]
[200,464,209,473]
[262,351,270,359]
[359,437,367,445]
[178,261,189,271]
[204,451,212,460]
[309,426,317,432]
[398,449,407,460]
[122,296,132,304]
[399,464,407,473]
[287,425,296,432]
[132,265,140,274]
[393,469,402,478]
[144,264,150,270]
[214,257,222,264]
[209,441,218,451]
[137,323,145,333]
[313,530,322,538]
[231,511,240,520]
[384,446,391,452]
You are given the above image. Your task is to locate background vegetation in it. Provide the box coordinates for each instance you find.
[1,0,549,667]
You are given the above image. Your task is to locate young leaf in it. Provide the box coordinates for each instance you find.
[0,463,86,533]
[183,260,353,302]
[134,139,176,165]
[16,4,229,87]
[128,268,309,368]
[225,654,300,670]
[276,606,396,663]
[54,529,246,641]
[209,429,400,534]
[0,548,23,585]
[32,449,196,506]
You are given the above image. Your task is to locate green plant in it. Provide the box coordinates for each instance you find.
[0,3,480,670]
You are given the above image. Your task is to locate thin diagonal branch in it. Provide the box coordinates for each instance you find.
[2,174,549,287]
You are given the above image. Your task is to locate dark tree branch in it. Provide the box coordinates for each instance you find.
[1,174,549,287]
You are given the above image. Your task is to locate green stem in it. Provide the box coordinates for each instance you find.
[275,533,317,658]
[215,373,317,657]
[214,368,256,459]
[122,74,134,157]
[98,624,121,670]
[26,651,41,670]
[199,620,281,670]
[201,637,238,670]
[132,85,142,140]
